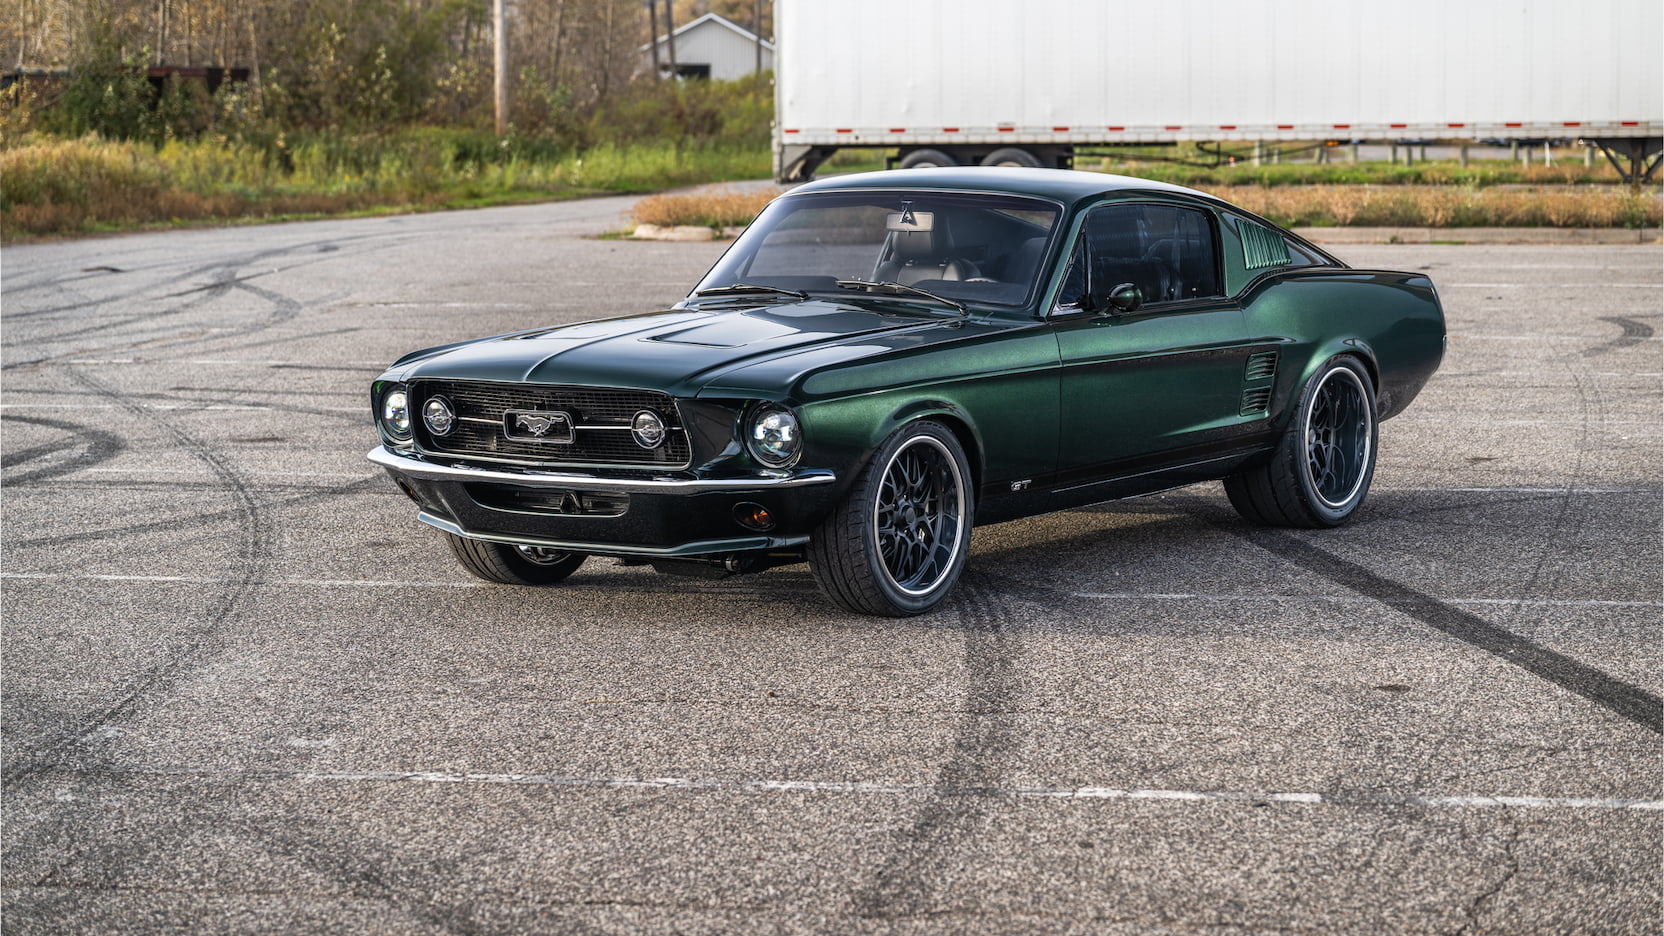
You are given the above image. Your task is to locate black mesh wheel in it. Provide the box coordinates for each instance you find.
[1225,355,1378,528]
[445,533,586,586]
[809,421,973,616]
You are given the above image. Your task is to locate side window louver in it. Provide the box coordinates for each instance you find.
[1238,220,1292,271]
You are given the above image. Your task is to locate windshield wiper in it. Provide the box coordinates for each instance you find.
[834,279,967,314]
[693,283,809,300]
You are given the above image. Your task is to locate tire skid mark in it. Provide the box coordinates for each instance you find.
[1,230,399,327]
[3,234,384,366]
[853,576,1022,920]
[6,476,376,554]
[241,821,502,936]
[1582,316,1657,357]
[1222,524,1662,734]
[207,324,364,356]
[0,367,275,788]
[6,268,235,350]
[0,414,126,486]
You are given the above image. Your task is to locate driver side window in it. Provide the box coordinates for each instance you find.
[1056,203,1222,309]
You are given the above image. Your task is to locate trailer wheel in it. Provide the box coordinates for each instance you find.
[899,149,959,169]
[981,147,1043,168]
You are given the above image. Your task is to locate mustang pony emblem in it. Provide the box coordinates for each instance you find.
[504,410,574,443]
[517,414,558,436]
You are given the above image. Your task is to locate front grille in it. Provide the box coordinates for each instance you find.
[411,379,691,469]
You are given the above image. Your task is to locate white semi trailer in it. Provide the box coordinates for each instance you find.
[773,0,1663,183]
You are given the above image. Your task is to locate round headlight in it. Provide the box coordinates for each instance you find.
[381,388,411,439]
[423,396,456,436]
[747,405,801,467]
[631,410,667,449]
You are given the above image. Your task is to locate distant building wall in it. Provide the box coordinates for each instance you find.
[642,13,774,81]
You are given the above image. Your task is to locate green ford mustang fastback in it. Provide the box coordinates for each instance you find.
[370,168,1445,616]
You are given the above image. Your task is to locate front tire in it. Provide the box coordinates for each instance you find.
[809,422,974,616]
[1225,356,1378,528]
[445,533,586,585]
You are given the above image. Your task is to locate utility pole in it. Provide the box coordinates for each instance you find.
[662,0,677,77]
[493,0,506,136]
[646,0,661,79]
[754,0,763,74]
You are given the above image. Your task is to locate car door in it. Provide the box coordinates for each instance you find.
[1050,200,1258,488]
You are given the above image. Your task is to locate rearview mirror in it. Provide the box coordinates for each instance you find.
[1107,283,1142,314]
[885,209,935,232]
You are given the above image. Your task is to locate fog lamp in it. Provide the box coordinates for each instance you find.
[734,502,775,531]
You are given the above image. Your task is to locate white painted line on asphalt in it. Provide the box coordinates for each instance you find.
[12,402,259,412]
[5,573,1656,609]
[1392,417,1660,426]
[1436,371,1663,377]
[0,572,485,589]
[53,359,388,366]
[69,764,1664,812]
[0,403,362,412]
[1450,335,1663,342]
[1444,283,1664,288]
[46,574,1664,609]
[1070,592,1661,608]
[81,468,370,478]
[1372,486,1648,493]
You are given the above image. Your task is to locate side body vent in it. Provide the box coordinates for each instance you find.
[1239,222,1292,270]
[1240,350,1279,417]
[1245,350,1279,381]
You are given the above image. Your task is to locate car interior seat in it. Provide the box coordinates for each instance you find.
[875,219,978,285]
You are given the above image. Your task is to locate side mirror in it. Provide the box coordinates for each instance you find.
[1107,283,1142,314]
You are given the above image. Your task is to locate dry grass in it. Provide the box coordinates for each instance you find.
[627,183,1656,234]
[0,133,772,241]
[6,134,1655,241]
[631,186,782,229]
[1207,184,1661,229]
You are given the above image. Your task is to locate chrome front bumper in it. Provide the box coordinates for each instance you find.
[367,446,836,494]
[368,446,837,558]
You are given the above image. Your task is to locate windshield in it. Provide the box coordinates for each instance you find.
[694,191,1062,310]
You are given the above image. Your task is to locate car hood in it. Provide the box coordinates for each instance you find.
[395,300,960,397]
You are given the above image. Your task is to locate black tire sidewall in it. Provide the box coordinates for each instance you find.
[980,147,1043,168]
[856,422,975,615]
[1288,356,1378,526]
[500,544,585,584]
[446,532,585,586]
[899,148,959,169]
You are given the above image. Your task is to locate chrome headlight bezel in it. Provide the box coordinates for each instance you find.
[745,404,802,468]
[379,384,413,442]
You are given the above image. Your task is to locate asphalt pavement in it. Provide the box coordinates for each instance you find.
[2,197,1659,934]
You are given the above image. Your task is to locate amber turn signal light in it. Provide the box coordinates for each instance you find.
[734,503,774,531]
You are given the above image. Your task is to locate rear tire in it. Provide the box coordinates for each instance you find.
[899,148,959,169]
[445,533,586,585]
[1225,356,1378,528]
[980,147,1044,168]
[809,422,973,616]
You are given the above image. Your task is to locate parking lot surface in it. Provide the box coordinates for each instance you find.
[3,199,1659,934]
